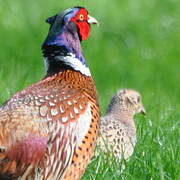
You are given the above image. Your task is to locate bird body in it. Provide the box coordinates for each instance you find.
[0,7,99,180]
[98,89,145,160]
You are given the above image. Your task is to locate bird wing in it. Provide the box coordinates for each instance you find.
[0,94,49,178]
[99,115,136,160]
[0,86,94,179]
[40,88,93,180]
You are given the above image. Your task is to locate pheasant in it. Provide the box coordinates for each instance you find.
[98,89,146,160]
[0,7,100,180]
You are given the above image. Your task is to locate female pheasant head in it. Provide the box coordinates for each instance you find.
[42,7,98,76]
[107,89,146,116]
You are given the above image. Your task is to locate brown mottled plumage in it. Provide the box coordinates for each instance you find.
[0,7,99,180]
[98,89,145,160]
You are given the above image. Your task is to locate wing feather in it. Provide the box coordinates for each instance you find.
[0,86,93,179]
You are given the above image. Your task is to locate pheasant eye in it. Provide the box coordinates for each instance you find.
[137,96,141,103]
[79,14,84,21]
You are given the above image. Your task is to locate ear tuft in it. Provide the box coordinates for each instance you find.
[123,89,128,94]
[117,89,127,97]
[46,15,58,25]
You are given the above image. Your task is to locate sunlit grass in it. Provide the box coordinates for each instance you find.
[0,0,179,179]
[83,103,179,180]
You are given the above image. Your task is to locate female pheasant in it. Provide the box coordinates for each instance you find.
[0,7,99,180]
[98,89,145,160]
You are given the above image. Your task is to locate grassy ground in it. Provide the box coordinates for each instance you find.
[0,0,179,179]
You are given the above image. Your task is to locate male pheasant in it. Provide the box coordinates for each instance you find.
[0,7,100,180]
[98,89,145,160]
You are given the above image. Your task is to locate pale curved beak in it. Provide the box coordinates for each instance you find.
[87,15,99,26]
[141,106,146,115]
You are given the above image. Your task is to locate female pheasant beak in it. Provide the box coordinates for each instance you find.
[141,106,146,115]
[87,15,99,26]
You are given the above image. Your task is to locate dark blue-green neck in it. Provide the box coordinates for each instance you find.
[41,22,90,76]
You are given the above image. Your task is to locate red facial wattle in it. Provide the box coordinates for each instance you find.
[71,8,92,41]
[76,21,91,40]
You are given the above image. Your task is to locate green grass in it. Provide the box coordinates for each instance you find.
[0,0,179,179]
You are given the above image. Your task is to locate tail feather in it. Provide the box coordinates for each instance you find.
[0,152,17,180]
[0,173,13,180]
